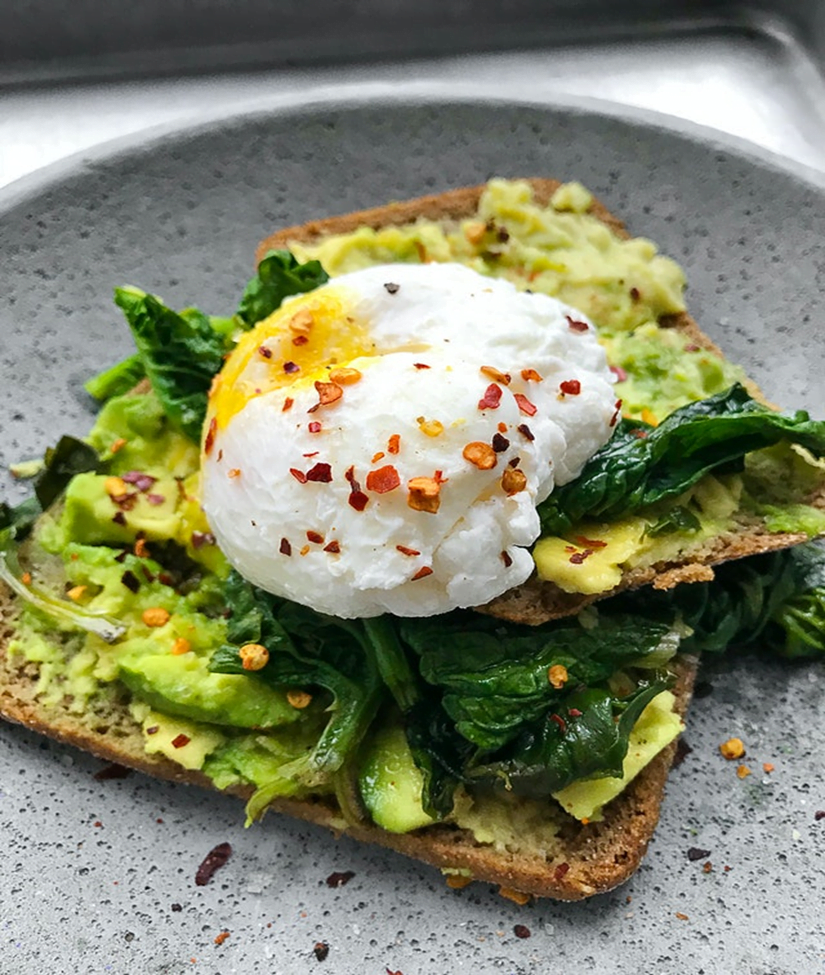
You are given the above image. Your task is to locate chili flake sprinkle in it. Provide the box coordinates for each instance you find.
[514,393,537,416]
[396,545,421,557]
[569,549,593,565]
[142,607,171,628]
[323,540,341,554]
[413,362,431,370]
[306,462,333,483]
[283,361,300,374]
[280,538,292,556]
[412,566,433,581]
[407,476,441,513]
[501,550,512,567]
[417,417,444,437]
[289,308,314,335]
[366,465,401,494]
[204,417,218,455]
[499,887,531,905]
[240,643,269,671]
[308,421,322,434]
[719,737,746,760]
[513,925,531,940]
[559,379,582,396]
[566,314,589,332]
[214,932,230,946]
[171,734,190,749]
[112,508,127,524]
[290,468,308,484]
[292,334,308,346]
[463,441,497,470]
[501,468,527,495]
[227,468,241,479]
[481,365,511,385]
[478,383,503,410]
[574,535,608,549]
[387,434,401,454]
[310,381,343,410]
[313,942,330,961]
[345,466,369,511]
[520,368,542,382]
[258,345,273,359]
[195,842,232,886]
[282,397,294,412]
[329,366,361,385]
[491,432,510,452]
[306,530,325,544]
[548,664,569,689]
[517,423,534,441]
[325,870,355,888]
[287,689,313,709]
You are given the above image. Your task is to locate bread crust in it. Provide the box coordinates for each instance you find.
[259,179,819,625]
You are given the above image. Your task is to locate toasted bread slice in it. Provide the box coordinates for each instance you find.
[259,179,821,626]
[0,588,695,899]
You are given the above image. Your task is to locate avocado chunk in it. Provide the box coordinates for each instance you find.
[119,652,300,729]
[359,723,434,833]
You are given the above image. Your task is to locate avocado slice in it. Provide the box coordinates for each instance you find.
[119,652,299,729]
[359,723,434,833]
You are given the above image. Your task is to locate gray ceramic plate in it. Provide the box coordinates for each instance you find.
[1,96,824,975]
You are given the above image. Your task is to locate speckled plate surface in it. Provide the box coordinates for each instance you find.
[2,96,825,975]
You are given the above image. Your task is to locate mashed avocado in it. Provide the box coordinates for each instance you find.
[9,178,824,844]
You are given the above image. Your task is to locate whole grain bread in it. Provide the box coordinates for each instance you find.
[0,178,809,901]
[259,179,820,626]
[0,590,696,899]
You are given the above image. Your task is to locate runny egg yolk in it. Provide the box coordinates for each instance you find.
[209,287,372,430]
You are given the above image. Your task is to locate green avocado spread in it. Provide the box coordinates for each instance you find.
[6,178,825,855]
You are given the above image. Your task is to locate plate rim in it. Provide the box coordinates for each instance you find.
[2,84,825,219]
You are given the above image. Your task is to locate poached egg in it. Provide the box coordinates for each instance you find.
[201,263,618,617]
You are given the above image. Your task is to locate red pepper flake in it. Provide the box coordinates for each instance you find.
[122,471,157,492]
[568,707,583,718]
[574,535,607,549]
[280,537,292,556]
[284,361,300,374]
[306,462,333,483]
[214,931,230,946]
[300,544,311,556]
[306,530,324,544]
[569,549,593,564]
[501,468,527,495]
[384,282,400,294]
[204,417,217,456]
[258,345,273,359]
[413,362,430,370]
[412,566,433,581]
[309,381,343,411]
[227,468,241,479]
[396,545,421,557]
[407,476,441,513]
[513,924,531,940]
[463,441,497,470]
[303,451,319,458]
[497,421,508,433]
[491,432,510,452]
[371,451,385,463]
[815,810,825,821]
[308,421,322,434]
[325,870,355,888]
[480,365,511,385]
[292,334,309,346]
[171,733,190,749]
[514,393,537,416]
[94,763,131,781]
[366,465,401,494]
[630,286,641,301]
[290,467,308,483]
[387,434,401,454]
[501,550,512,567]
[566,314,589,332]
[675,912,689,922]
[313,942,330,961]
[478,383,503,410]
[610,365,628,382]
[196,842,233,886]
[146,493,165,506]
[549,713,567,733]
[516,423,534,441]
[145,725,159,735]
[121,570,140,593]
[520,368,542,383]
[345,466,369,511]
[553,862,570,882]
[323,540,340,554]
[610,399,623,427]
[112,511,127,526]
[282,397,294,412]
[632,428,648,439]
[559,379,581,396]
[191,531,216,549]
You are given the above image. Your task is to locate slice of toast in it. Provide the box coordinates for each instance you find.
[258,179,821,626]
[0,177,805,900]
[0,589,696,899]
